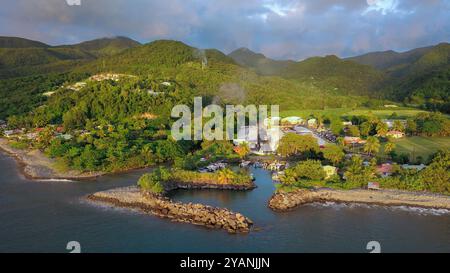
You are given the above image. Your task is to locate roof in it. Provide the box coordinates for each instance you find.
[377,163,393,174]
[387,130,404,135]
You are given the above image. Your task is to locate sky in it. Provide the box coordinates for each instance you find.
[0,0,449,60]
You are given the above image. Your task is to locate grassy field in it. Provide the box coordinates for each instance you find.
[280,108,351,119]
[382,136,450,161]
[280,107,429,119]
[345,108,428,119]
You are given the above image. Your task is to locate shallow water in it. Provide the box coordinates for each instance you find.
[0,152,449,253]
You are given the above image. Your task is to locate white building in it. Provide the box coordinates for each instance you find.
[233,126,258,149]
[281,116,303,125]
[307,118,317,128]
[233,125,284,154]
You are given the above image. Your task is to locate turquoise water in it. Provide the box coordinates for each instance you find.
[0,152,449,253]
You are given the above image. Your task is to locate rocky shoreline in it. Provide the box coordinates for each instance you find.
[88,186,254,233]
[0,138,103,180]
[269,188,450,211]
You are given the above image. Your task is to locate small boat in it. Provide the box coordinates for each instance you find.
[253,162,263,168]
[240,160,251,167]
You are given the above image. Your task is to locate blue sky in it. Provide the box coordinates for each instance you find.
[0,0,449,60]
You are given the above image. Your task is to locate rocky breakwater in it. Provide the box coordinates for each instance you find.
[88,186,253,233]
[268,189,318,211]
[269,188,450,211]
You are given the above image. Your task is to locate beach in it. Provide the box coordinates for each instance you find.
[269,188,450,211]
[0,138,103,180]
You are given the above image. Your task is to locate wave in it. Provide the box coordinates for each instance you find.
[35,178,74,182]
[307,202,450,216]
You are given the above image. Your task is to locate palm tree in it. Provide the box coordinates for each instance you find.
[364,136,380,156]
[376,122,388,137]
[384,141,395,154]
[141,145,153,163]
[217,168,236,184]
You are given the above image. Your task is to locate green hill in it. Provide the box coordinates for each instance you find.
[0,37,49,48]
[0,36,141,79]
[345,45,434,71]
[229,49,386,96]
[56,36,141,57]
[228,47,292,75]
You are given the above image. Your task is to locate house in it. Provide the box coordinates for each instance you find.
[402,164,426,171]
[307,118,317,128]
[25,132,38,140]
[161,81,172,86]
[57,134,73,140]
[293,125,311,135]
[3,128,25,138]
[3,130,14,137]
[264,127,284,153]
[377,163,393,177]
[344,136,365,145]
[368,182,380,190]
[386,130,405,139]
[67,82,86,91]
[382,119,406,129]
[323,165,337,179]
[281,116,303,126]
[342,121,352,126]
[43,91,56,97]
[233,126,258,149]
[263,117,281,128]
[148,89,163,96]
[384,105,398,108]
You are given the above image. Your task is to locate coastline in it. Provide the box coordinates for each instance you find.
[269,188,450,211]
[87,186,254,233]
[0,138,103,180]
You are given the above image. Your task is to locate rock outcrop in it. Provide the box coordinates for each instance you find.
[88,186,253,233]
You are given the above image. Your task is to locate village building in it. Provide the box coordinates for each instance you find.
[323,165,337,179]
[368,182,381,190]
[343,136,366,145]
[43,91,56,97]
[342,121,352,126]
[401,164,426,171]
[382,119,407,129]
[3,130,14,137]
[25,132,38,140]
[281,116,303,126]
[57,134,73,141]
[234,125,284,155]
[307,118,317,128]
[263,117,281,128]
[233,126,259,149]
[386,130,405,139]
[67,82,87,91]
[377,163,393,177]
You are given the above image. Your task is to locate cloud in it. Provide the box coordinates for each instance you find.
[0,0,449,59]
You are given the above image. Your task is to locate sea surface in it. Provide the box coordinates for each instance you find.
[0,152,449,253]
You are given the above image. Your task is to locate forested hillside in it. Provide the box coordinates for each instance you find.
[230,42,450,113]
[0,36,141,79]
